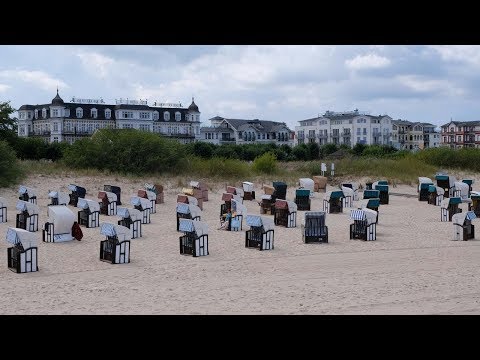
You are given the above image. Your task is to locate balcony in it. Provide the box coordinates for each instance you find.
[317,133,328,139]
[220,138,236,143]
[342,132,351,137]
[330,132,340,138]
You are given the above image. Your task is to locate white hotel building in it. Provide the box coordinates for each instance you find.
[295,110,393,147]
[16,91,202,144]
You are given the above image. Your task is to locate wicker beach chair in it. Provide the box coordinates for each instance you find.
[245,215,275,251]
[117,207,142,239]
[42,205,76,242]
[301,211,328,243]
[15,200,39,232]
[77,198,100,228]
[452,211,476,241]
[349,208,377,241]
[99,223,131,264]
[179,219,209,257]
[6,227,38,273]
[18,185,37,204]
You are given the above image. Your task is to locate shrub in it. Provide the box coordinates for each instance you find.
[0,140,23,187]
[252,152,277,174]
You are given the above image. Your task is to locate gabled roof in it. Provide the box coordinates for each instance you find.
[221,118,292,132]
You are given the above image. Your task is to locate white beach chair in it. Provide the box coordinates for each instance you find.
[452,211,476,241]
[117,207,142,239]
[176,202,202,231]
[77,198,100,228]
[349,208,377,241]
[15,200,39,232]
[245,214,275,250]
[179,219,209,257]
[48,190,70,206]
[18,185,37,204]
[130,196,152,224]
[42,205,76,242]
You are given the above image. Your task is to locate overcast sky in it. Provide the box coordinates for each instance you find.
[1,45,479,129]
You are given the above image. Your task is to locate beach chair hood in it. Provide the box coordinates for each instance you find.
[246,214,275,232]
[299,178,315,192]
[454,181,469,199]
[350,209,376,225]
[6,227,37,249]
[242,181,254,192]
[452,211,476,226]
[77,198,101,212]
[302,211,326,226]
[19,185,36,197]
[231,199,247,216]
[48,205,76,234]
[179,219,208,236]
[441,197,462,209]
[16,200,39,215]
[100,223,132,241]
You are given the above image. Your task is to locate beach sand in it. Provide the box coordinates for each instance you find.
[1,173,480,314]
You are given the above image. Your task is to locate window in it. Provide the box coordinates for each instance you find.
[153,111,159,120]
[19,112,25,120]
[91,108,97,118]
[34,109,38,119]
[196,115,200,121]
[262,133,266,139]
[363,128,367,135]
[175,112,181,121]
[257,133,261,140]
[42,108,47,118]
[122,111,134,119]
[121,124,133,129]
[76,108,83,118]
[65,108,70,117]
[140,112,150,119]
[105,109,111,119]
[164,112,170,121]
[208,133,211,139]
[139,124,150,131]
[356,128,361,135]
[53,123,58,131]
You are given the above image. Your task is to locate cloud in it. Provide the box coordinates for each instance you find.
[0,70,68,92]
[396,75,464,96]
[76,51,115,78]
[429,45,480,67]
[0,84,10,92]
[345,53,391,70]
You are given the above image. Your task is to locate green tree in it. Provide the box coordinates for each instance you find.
[0,140,23,187]
[0,101,18,145]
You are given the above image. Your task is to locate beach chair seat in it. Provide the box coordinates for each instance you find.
[302,211,328,243]
[242,181,255,200]
[15,200,39,232]
[418,177,434,201]
[452,211,476,241]
[77,198,100,228]
[374,185,389,205]
[441,197,462,222]
[42,205,76,242]
[272,181,287,200]
[98,191,118,216]
[104,185,122,205]
[68,184,86,206]
[274,199,297,228]
[0,197,7,223]
[138,189,157,214]
[245,215,275,250]
[18,185,37,204]
[323,191,344,214]
[294,189,311,211]
[313,176,327,193]
[428,185,444,206]
[453,181,469,200]
[117,207,142,239]
[179,219,209,257]
[435,174,456,198]
[176,202,202,231]
[349,209,377,241]
[6,227,38,273]
[130,196,152,224]
[99,223,131,264]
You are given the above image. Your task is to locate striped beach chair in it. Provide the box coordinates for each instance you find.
[98,191,118,216]
[176,202,202,231]
[245,215,275,251]
[117,207,142,239]
[6,227,38,273]
[440,197,462,222]
[274,199,297,228]
[130,196,152,224]
[302,211,328,243]
[349,208,377,241]
[15,200,39,232]
[77,198,100,228]
[99,223,131,264]
[179,219,209,257]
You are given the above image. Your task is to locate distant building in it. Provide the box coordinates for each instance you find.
[391,120,439,150]
[200,116,294,146]
[440,120,480,148]
[295,109,393,147]
[16,91,202,144]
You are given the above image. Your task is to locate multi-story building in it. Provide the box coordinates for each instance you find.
[295,109,392,147]
[391,120,438,150]
[440,120,480,148]
[16,91,202,144]
[200,116,294,146]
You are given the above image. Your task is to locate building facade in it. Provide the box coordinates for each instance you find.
[295,110,393,147]
[391,120,439,150]
[16,91,202,144]
[440,120,480,148]
[200,116,295,146]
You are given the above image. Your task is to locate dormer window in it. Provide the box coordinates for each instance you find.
[175,112,181,121]
[153,111,159,120]
[65,108,70,117]
[42,108,47,118]
[52,109,59,117]
[34,109,38,119]
[76,108,83,118]
[164,111,170,121]
[105,109,111,119]
[19,112,25,120]
[91,108,98,118]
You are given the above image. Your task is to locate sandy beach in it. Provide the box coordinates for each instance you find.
[1,173,480,315]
